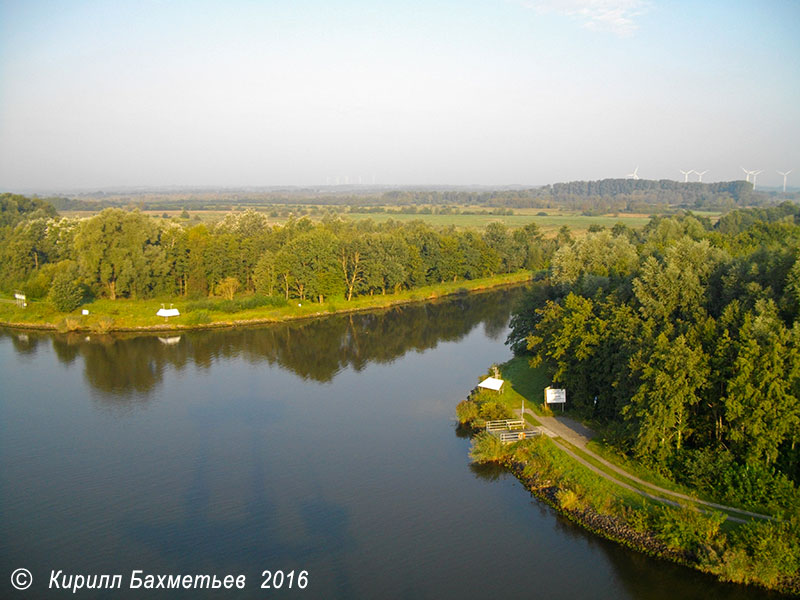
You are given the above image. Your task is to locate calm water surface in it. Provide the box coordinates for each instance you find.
[0,289,782,599]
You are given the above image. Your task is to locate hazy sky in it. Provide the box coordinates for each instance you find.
[1,0,798,191]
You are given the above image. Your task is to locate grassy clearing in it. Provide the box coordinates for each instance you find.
[0,271,531,332]
[61,207,654,234]
[587,440,713,499]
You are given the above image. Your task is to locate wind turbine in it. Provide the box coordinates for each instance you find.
[777,170,793,193]
[752,170,763,190]
[695,170,708,182]
[741,167,754,183]
[627,166,640,180]
[680,169,693,183]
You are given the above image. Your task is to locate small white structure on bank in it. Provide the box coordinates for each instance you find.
[545,386,566,405]
[156,304,180,320]
[478,376,505,393]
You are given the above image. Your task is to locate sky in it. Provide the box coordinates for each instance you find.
[1,0,798,191]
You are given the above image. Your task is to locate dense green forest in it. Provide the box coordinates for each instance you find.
[0,193,549,309]
[507,203,800,505]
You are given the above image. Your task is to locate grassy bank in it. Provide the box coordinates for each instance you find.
[0,271,531,333]
[457,362,800,596]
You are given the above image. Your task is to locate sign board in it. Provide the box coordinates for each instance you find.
[544,387,566,404]
[156,308,180,318]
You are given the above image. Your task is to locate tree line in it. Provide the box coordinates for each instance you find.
[508,203,800,507]
[19,177,792,215]
[0,195,551,309]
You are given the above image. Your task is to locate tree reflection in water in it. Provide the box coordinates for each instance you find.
[1,286,528,400]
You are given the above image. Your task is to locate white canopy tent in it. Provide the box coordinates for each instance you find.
[478,376,504,392]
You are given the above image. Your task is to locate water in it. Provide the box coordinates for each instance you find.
[0,289,781,599]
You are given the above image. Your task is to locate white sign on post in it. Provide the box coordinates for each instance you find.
[544,387,566,404]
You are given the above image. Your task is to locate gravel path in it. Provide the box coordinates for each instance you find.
[521,408,773,522]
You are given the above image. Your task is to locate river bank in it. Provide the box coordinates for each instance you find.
[459,368,800,597]
[0,270,531,333]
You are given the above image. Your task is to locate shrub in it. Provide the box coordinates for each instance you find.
[90,316,115,333]
[557,487,584,511]
[56,317,81,332]
[677,449,799,513]
[479,400,512,421]
[455,400,480,425]
[49,272,83,312]
[186,299,216,312]
[654,505,726,558]
[185,310,211,325]
[469,432,510,464]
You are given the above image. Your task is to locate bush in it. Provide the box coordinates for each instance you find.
[90,316,115,333]
[49,271,83,312]
[676,449,799,512]
[557,487,585,511]
[469,432,510,464]
[185,310,211,325]
[714,518,800,589]
[479,400,512,421]
[186,299,216,312]
[456,400,480,425]
[56,317,81,332]
[653,505,726,558]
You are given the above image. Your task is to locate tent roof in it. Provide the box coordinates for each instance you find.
[478,377,504,391]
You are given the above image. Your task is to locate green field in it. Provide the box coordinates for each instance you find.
[59,206,667,235]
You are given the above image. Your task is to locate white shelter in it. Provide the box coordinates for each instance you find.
[478,376,505,392]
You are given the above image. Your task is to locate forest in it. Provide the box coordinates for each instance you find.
[0,193,550,310]
[30,177,797,214]
[507,202,800,505]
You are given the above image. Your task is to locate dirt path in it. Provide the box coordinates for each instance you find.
[521,408,773,522]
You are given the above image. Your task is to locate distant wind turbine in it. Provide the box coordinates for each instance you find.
[680,169,693,183]
[752,170,763,190]
[695,170,708,182]
[741,167,754,183]
[777,170,793,193]
[627,166,640,180]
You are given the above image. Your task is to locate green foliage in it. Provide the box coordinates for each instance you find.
[90,316,115,333]
[678,449,800,513]
[48,262,83,312]
[556,487,585,511]
[654,505,727,559]
[509,206,800,487]
[184,310,211,325]
[469,432,510,464]
[455,400,479,425]
[711,518,800,592]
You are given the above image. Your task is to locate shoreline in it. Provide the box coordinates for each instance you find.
[0,272,532,334]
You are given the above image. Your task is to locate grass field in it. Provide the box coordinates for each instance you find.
[59,206,666,235]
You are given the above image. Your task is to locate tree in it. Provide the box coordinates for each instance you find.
[48,261,82,312]
[215,276,240,300]
[551,230,638,286]
[625,333,709,463]
[724,300,800,466]
[633,237,722,325]
[74,209,163,300]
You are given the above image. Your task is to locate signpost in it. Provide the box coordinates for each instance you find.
[544,386,566,412]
